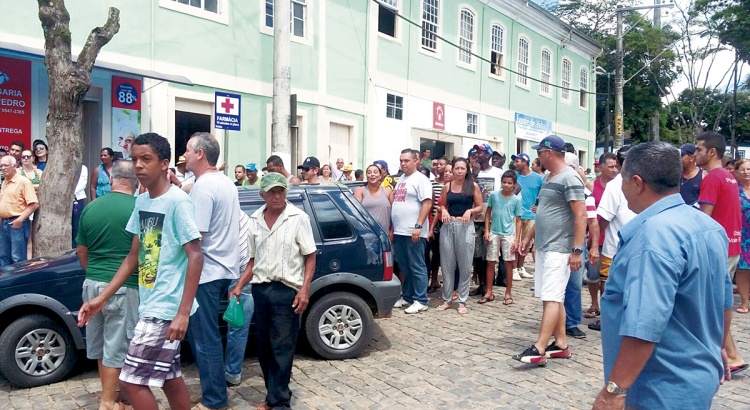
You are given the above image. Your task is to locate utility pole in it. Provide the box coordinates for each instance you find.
[614,3,674,150]
[272,0,292,167]
[651,0,661,141]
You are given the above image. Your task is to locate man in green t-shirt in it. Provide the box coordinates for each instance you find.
[76,160,139,410]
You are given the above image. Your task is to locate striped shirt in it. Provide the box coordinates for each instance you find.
[248,201,317,291]
[431,180,444,219]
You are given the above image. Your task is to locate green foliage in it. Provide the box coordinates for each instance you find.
[696,0,750,64]
[666,88,750,147]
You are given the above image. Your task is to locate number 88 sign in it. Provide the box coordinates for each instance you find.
[111,76,142,110]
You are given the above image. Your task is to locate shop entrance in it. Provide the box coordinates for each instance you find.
[175,111,211,164]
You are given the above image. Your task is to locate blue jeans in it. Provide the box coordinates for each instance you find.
[0,218,29,267]
[393,235,428,305]
[252,282,299,409]
[564,247,586,330]
[71,199,85,248]
[225,279,254,384]
[186,279,230,409]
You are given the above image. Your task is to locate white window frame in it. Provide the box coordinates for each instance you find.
[516,36,530,89]
[540,48,552,97]
[561,58,572,103]
[376,0,400,41]
[160,0,229,25]
[467,112,478,135]
[457,7,476,69]
[489,23,505,79]
[386,93,404,120]
[420,0,441,57]
[260,0,311,44]
[579,67,589,110]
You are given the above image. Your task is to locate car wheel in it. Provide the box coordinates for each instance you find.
[305,292,374,360]
[0,314,78,388]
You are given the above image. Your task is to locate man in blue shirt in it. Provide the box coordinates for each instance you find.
[595,142,733,410]
[512,152,543,280]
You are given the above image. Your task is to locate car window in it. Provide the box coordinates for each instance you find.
[309,194,354,240]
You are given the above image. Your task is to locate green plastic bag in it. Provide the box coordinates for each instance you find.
[223,295,245,328]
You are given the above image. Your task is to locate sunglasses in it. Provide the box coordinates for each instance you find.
[21,155,32,159]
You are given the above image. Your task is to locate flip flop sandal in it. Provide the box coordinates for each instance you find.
[583,308,600,318]
[737,306,749,314]
[436,303,452,312]
[457,305,469,315]
[731,363,749,375]
[477,295,495,304]
[503,297,514,305]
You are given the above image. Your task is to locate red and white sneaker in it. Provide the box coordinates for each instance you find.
[545,342,572,359]
[512,345,548,365]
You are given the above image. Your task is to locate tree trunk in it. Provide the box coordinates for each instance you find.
[650,110,660,141]
[34,0,119,257]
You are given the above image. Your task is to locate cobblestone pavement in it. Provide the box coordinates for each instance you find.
[2,263,750,409]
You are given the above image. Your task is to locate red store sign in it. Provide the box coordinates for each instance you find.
[0,57,32,150]
[433,102,445,130]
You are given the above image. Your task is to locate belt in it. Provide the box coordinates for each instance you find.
[1,216,18,222]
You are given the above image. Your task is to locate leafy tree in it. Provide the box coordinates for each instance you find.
[696,0,750,64]
[35,0,119,256]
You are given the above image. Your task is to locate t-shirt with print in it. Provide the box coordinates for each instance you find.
[535,167,586,253]
[699,167,742,257]
[474,166,505,222]
[391,172,433,238]
[76,192,138,288]
[190,171,240,284]
[126,186,202,320]
[597,174,636,258]
[516,171,543,220]
[487,191,522,236]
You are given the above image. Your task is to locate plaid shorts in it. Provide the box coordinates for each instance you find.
[119,318,182,387]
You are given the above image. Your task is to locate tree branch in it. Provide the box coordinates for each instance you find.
[77,7,120,74]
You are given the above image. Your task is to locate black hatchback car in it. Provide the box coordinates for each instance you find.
[0,183,400,388]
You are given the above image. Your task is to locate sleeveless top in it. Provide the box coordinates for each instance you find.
[96,163,112,197]
[361,187,392,232]
[20,168,40,185]
[680,169,703,207]
[446,182,474,217]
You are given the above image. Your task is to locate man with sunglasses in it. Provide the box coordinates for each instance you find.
[297,156,321,185]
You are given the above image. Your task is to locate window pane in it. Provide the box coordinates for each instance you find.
[459,9,474,64]
[311,195,354,240]
[177,0,190,4]
[190,0,201,7]
[378,5,397,37]
[266,0,274,27]
[204,0,218,12]
[421,0,439,51]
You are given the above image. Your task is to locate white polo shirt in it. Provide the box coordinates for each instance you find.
[597,174,636,258]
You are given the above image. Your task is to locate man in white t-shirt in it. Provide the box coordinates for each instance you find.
[590,146,635,332]
[391,149,433,314]
[183,132,240,410]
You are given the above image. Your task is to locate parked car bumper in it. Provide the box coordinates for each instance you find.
[373,276,401,318]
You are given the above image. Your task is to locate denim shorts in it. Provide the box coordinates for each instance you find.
[82,279,139,368]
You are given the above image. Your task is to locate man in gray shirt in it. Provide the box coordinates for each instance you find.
[514,135,587,366]
[184,132,240,410]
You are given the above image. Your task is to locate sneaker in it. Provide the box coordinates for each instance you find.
[588,320,601,331]
[545,342,572,359]
[512,345,547,365]
[226,373,241,386]
[566,327,587,339]
[512,269,522,281]
[519,267,533,279]
[404,301,428,314]
[394,297,408,308]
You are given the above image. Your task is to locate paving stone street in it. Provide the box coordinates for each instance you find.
[1,263,749,409]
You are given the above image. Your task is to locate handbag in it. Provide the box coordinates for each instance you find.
[222,295,245,328]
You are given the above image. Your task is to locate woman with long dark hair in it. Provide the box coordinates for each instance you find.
[89,147,115,200]
[435,158,483,314]
[32,139,49,171]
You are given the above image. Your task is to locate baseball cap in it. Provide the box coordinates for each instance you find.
[531,135,566,152]
[176,155,186,165]
[564,152,580,169]
[246,163,257,172]
[373,160,389,170]
[593,159,600,166]
[472,144,494,156]
[297,156,321,170]
[511,153,530,164]
[680,143,696,155]
[260,172,288,192]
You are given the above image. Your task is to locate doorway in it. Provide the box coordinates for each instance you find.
[82,100,102,181]
[175,111,211,163]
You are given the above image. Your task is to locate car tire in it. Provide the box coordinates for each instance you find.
[305,292,373,360]
[0,314,78,388]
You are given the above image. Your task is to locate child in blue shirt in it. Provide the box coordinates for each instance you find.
[485,170,523,305]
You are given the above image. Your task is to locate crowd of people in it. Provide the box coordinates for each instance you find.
[4,128,746,409]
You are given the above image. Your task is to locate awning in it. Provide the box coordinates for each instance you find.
[0,40,193,86]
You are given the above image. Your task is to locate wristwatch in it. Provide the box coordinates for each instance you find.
[605,381,628,395]
[572,247,583,255]
[414,224,423,229]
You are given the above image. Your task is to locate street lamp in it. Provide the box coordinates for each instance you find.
[595,66,612,152]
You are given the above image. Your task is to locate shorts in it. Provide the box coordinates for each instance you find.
[520,220,535,248]
[598,255,613,282]
[82,279,139,368]
[534,250,570,302]
[486,233,516,262]
[119,318,183,388]
[729,255,740,277]
[584,247,602,284]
